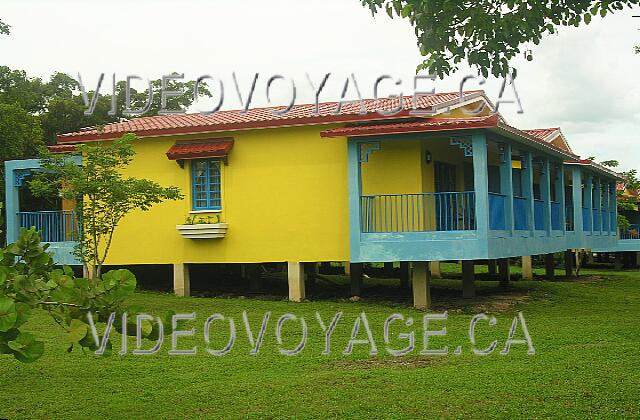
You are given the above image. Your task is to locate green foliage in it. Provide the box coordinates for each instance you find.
[0,19,9,36]
[0,228,141,363]
[1,266,639,417]
[184,214,221,225]
[360,0,640,78]
[0,103,45,219]
[0,103,44,161]
[30,134,183,278]
[0,67,211,145]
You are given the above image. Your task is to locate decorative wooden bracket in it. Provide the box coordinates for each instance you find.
[358,141,381,163]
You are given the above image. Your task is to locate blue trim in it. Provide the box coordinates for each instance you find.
[471,133,489,237]
[347,141,362,262]
[499,143,514,234]
[191,159,222,211]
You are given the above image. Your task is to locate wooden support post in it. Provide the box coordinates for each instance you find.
[487,259,497,276]
[412,262,431,310]
[522,256,533,280]
[399,262,410,289]
[498,258,510,288]
[343,262,350,275]
[287,262,306,302]
[173,263,191,297]
[545,253,555,280]
[462,260,475,298]
[430,261,442,279]
[350,263,363,296]
[383,262,394,278]
[564,250,574,278]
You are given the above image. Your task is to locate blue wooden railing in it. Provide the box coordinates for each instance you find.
[360,191,476,233]
[488,193,506,230]
[620,224,640,240]
[513,197,528,230]
[17,211,79,242]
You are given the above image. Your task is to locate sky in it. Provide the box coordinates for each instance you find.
[2,0,640,173]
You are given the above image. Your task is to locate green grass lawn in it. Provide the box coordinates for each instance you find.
[1,265,639,419]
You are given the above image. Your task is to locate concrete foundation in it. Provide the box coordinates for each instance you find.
[173,263,191,297]
[412,262,431,310]
[287,261,306,302]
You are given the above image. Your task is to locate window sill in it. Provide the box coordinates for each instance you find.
[190,209,222,214]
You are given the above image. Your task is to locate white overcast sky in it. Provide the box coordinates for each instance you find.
[2,0,640,173]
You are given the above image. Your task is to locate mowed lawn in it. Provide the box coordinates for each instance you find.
[1,265,639,419]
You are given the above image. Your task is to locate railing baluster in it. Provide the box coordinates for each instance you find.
[358,192,485,234]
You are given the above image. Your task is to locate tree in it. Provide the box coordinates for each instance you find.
[0,67,211,145]
[0,227,169,363]
[30,134,183,278]
[0,103,44,163]
[360,0,640,78]
[0,103,45,236]
[0,19,9,35]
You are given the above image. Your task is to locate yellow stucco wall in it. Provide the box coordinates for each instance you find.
[102,99,490,265]
[106,124,350,265]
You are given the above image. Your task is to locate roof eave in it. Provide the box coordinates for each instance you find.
[488,123,578,161]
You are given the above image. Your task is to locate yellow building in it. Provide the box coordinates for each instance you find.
[5,91,622,308]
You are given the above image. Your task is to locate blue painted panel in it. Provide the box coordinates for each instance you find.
[593,208,601,231]
[488,193,506,230]
[534,200,544,230]
[582,208,591,231]
[514,197,528,230]
[551,202,562,230]
[609,239,640,252]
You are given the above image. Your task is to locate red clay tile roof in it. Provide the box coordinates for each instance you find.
[166,139,234,160]
[57,91,487,143]
[523,128,560,140]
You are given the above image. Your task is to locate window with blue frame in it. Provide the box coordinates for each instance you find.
[191,159,222,210]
